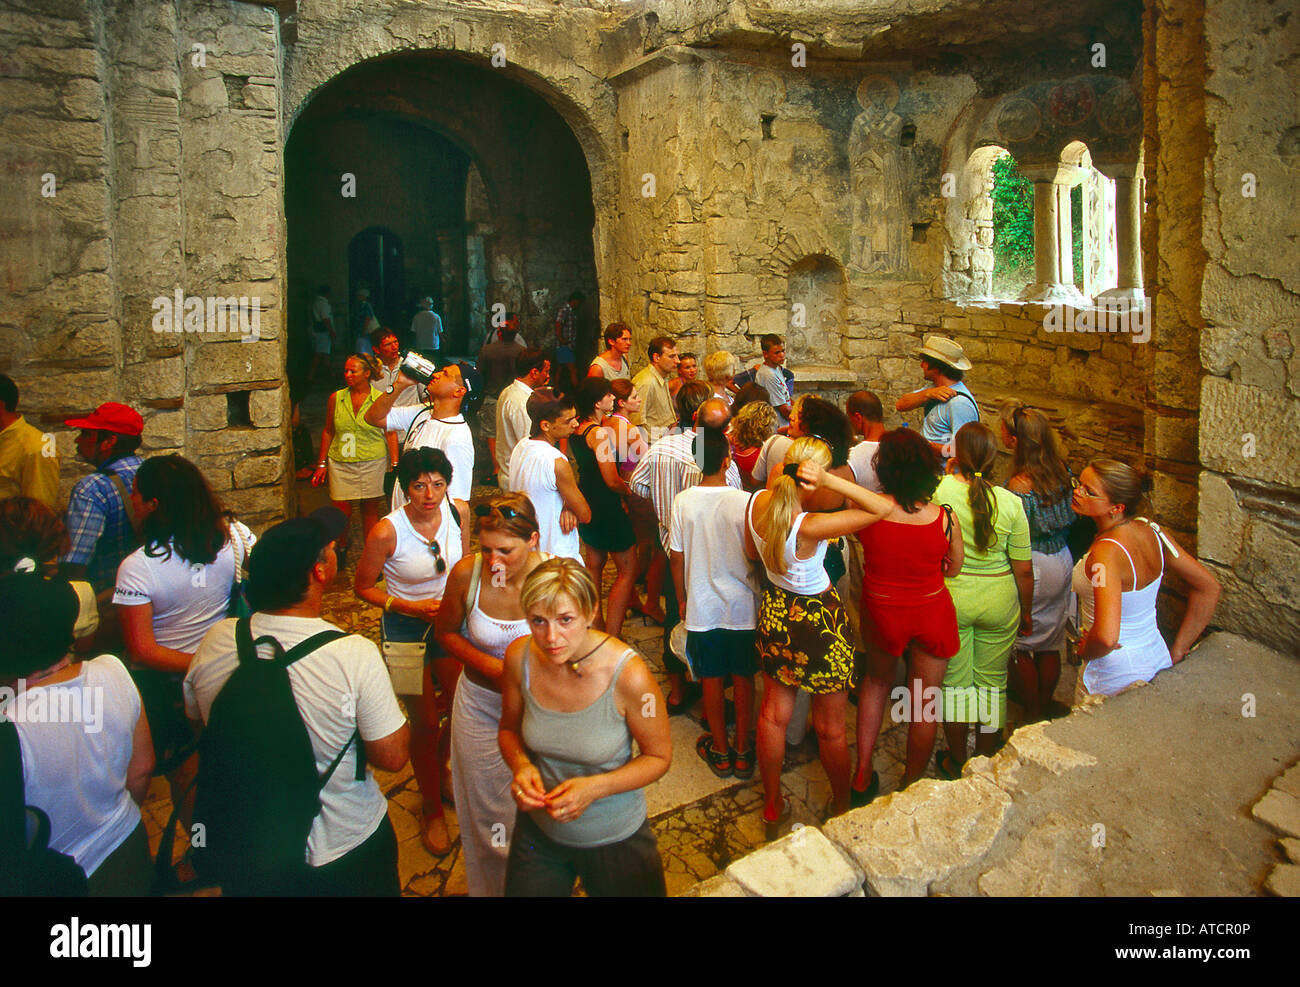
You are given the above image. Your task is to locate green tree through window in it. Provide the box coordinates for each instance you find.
[990,153,1033,297]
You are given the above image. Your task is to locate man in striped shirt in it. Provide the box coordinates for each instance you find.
[629,384,740,713]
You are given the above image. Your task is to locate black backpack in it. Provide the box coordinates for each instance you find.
[0,719,89,897]
[161,617,365,896]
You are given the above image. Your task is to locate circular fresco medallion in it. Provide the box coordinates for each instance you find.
[996,97,1040,143]
[1047,81,1096,127]
[1097,82,1141,135]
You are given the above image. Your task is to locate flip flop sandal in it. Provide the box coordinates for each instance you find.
[849,771,879,808]
[731,745,755,780]
[762,798,792,843]
[696,733,733,778]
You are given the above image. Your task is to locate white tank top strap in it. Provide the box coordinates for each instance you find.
[1136,517,1177,569]
[1097,537,1138,587]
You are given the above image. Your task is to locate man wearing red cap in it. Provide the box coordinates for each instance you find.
[60,402,145,594]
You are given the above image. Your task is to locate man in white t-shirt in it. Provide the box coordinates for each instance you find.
[185,507,409,896]
[668,426,758,779]
[494,349,550,487]
[845,389,886,493]
[507,388,589,561]
[754,334,793,429]
[365,363,474,509]
[410,296,443,352]
[629,388,741,714]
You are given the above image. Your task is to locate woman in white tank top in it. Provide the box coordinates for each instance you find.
[435,493,550,896]
[355,447,470,857]
[744,437,893,839]
[1070,460,1220,698]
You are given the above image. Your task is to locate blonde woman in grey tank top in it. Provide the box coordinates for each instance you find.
[435,493,548,897]
[498,559,672,896]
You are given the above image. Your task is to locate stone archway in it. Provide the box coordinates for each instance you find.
[284,52,602,360]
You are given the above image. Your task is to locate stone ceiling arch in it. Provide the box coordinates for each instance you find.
[282,41,617,221]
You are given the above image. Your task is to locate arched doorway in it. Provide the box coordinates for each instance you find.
[284,53,598,366]
[347,226,409,342]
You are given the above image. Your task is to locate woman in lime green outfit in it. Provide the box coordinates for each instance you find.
[311,353,389,560]
[933,422,1033,773]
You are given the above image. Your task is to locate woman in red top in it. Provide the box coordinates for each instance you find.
[728,400,777,492]
[853,429,964,803]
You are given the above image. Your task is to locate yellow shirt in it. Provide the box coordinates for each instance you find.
[0,415,60,509]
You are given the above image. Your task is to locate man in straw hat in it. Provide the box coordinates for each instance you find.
[895,335,979,461]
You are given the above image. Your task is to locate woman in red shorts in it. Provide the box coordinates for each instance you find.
[852,428,964,804]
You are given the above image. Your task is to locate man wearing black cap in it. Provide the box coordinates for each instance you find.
[364,363,474,511]
[184,507,410,896]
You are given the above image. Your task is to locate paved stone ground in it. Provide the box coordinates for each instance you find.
[141,469,1079,896]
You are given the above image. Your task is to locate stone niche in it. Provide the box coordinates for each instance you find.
[786,254,847,368]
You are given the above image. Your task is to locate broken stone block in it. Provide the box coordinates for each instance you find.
[1006,721,1099,775]
[1281,838,1300,865]
[1264,863,1300,897]
[823,777,1012,897]
[1252,789,1300,839]
[680,874,748,897]
[1275,762,1300,800]
[725,825,863,897]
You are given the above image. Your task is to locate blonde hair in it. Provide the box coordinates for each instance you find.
[730,400,777,450]
[520,557,599,620]
[703,350,736,384]
[761,437,831,576]
[347,352,383,381]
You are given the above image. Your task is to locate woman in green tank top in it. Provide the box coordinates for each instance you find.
[311,354,388,560]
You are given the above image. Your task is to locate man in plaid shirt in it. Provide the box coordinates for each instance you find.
[551,290,584,398]
[59,402,145,594]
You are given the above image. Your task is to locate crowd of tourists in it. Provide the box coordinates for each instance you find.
[0,325,1221,897]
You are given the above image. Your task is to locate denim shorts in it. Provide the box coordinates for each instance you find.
[555,345,575,364]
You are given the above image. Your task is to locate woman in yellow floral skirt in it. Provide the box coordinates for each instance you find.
[743,437,893,839]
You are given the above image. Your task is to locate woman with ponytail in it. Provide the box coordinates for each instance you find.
[744,436,892,838]
[933,422,1033,775]
[999,401,1076,720]
[1070,459,1219,697]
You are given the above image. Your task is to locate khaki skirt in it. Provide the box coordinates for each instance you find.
[328,456,386,500]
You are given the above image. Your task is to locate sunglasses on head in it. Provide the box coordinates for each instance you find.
[474,503,522,521]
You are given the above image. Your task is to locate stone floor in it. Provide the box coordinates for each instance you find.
[141,470,1080,896]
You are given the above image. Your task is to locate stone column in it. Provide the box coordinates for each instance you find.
[1096,161,1146,308]
[1019,163,1086,305]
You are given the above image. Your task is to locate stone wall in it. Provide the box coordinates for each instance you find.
[1158,0,1300,655]
[0,0,289,527]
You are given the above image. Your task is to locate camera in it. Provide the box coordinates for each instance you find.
[398,351,438,386]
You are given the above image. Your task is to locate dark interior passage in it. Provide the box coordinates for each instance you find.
[285,53,599,375]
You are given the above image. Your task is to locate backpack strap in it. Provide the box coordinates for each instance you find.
[0,720,25,890]
[235,619,364,781]
[106,470,141,533]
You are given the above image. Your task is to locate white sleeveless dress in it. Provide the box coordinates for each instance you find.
[1071,522,1172,696]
